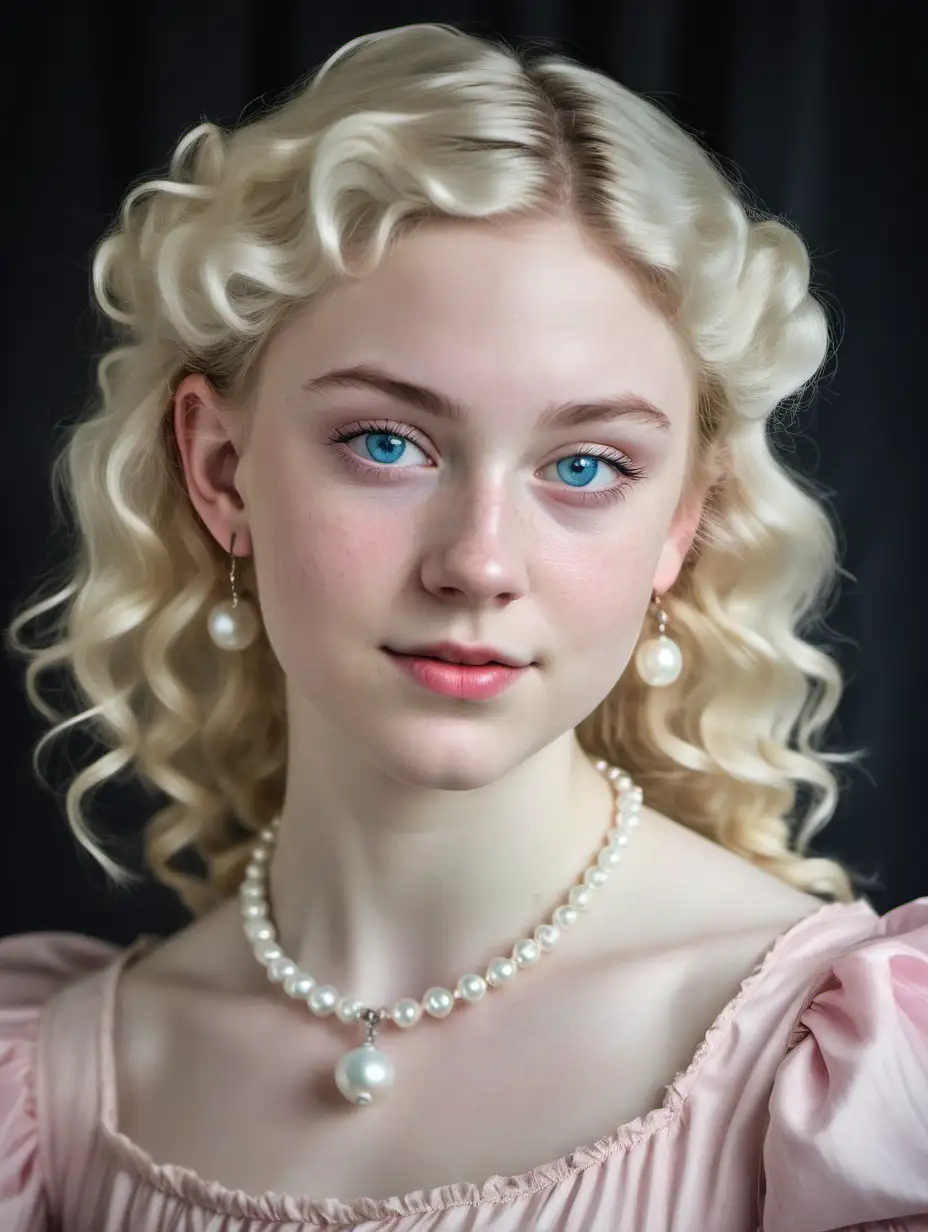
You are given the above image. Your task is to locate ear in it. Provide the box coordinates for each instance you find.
[172,373,254,557]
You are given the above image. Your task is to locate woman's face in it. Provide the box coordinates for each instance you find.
[183,215,701,785]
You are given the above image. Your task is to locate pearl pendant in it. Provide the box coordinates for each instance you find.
[634,634,683,686]
[334,1042,395,1106]
[207,598,259,650]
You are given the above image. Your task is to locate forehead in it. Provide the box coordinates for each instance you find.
[273,217,695,423]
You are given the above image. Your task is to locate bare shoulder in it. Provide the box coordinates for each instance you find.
[629,804,828,949]
[114,899,267,1103]
[121,895,246,995]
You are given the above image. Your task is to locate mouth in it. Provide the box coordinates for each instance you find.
[389,651,511,667]
[382,647,531,699]
[383,640,536,669]
[384,649,534,669]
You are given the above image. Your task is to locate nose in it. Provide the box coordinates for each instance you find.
[418,478,530,605]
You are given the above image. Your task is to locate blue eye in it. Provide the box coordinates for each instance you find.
[358,431,411,466]
[327,419,645,506]
[554,454,613,489]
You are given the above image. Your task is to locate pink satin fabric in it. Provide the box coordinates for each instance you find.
[2,896,926,1231]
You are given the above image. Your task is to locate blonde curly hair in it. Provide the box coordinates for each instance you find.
[5,22,877,919]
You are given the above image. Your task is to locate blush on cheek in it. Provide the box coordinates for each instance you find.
[295,510,406,618]
[546,549,653,654]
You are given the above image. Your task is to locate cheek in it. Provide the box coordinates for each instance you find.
[263,500,402,624]
[539,529,661,679]
[553,567,641,642]
[252,507,398,690]
[536,548,653,716]
[249,431,403,621]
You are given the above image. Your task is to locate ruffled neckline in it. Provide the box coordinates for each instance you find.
[94,898,879,1228]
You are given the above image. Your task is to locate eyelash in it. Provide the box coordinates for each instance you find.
[326,418,646,506]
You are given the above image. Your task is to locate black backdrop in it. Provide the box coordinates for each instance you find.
[2,1,924,946]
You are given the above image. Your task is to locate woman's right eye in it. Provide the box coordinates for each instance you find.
[330,424,432,467]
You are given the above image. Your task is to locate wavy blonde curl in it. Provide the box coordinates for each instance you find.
[5,22,878,918]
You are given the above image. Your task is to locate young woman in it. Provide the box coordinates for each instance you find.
[2,22,925,1232]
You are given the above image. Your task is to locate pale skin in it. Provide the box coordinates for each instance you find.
[112,214,824,1198]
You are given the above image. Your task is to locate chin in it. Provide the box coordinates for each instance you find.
[368,731,526,792]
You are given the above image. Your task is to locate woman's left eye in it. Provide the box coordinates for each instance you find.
[326,419,646,506]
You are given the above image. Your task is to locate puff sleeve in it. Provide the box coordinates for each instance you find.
[761,897,928,1232]
[0,930,122,1232]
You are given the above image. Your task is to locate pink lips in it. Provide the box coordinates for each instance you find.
[384,650,530,699]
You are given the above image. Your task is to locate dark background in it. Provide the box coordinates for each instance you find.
[2,1,924,945]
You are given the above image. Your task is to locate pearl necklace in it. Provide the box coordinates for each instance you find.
[238,757,642,1107]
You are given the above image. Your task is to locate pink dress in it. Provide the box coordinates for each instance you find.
[1,896,927,1231]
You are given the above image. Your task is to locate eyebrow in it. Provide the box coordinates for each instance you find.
[300,363,672,433]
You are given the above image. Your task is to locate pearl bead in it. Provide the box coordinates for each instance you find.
[553,904,578,929]
[308,985,339,1015]
[423,987,454,1017]
[284,973,315,997]
[392,998,423,1027]
[334,1043,394,1106]
[568,884,593,911]
[634,634,683,686]
[268,958,297,983]
[242,902,268,919]
[244,920,274,942]
[615,773,632,792]
[584,867,609,889]
[240,882,263,900]
[598,846,622,869]
[457,974,487,1002]
[486,957,517,987]
[254,939,282,964]
[534,923,560,951]
[610,828,630,848]
[512,938,540,966]
[336,997,364,1023]
[207,598,260,650]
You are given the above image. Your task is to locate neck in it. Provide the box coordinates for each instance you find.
[259,731,617,1010]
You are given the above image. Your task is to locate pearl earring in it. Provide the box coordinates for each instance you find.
[206,532,260,651]
[634,591,683,687]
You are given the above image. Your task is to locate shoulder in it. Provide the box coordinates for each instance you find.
[622,806,828,952]
[760,894,928,1231]
[639,821,928,1230]
[0,930,127,1224]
